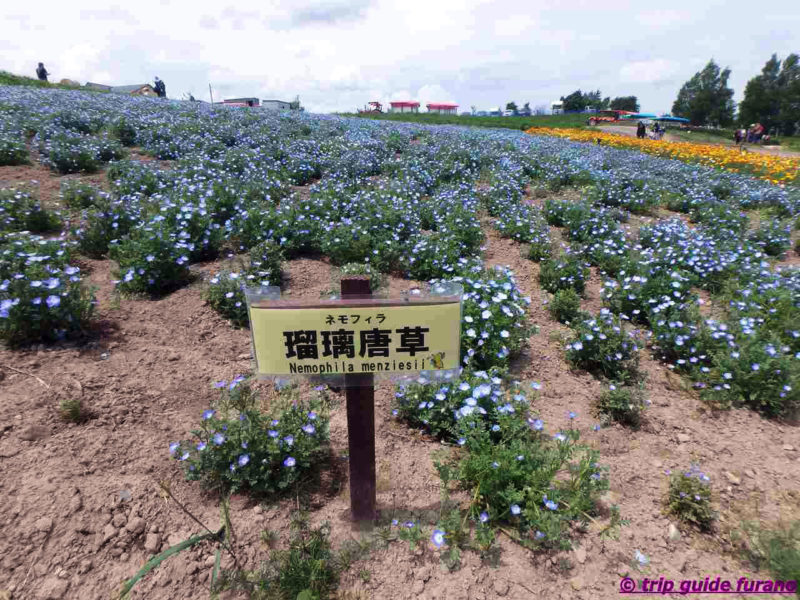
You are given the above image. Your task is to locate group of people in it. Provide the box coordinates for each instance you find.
[734,123,766,145]
[636,121,665,140]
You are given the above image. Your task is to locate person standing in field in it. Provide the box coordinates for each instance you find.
[36,62,49,82]
[636,121,645,139]
[154,77,166,98]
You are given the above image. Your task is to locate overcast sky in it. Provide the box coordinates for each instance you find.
[3,0,798,114]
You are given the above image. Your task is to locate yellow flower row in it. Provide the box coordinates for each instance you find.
[524,127,799,186]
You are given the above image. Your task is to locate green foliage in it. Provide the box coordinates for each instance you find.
[251,517,339,600]
[702,331,799,418]
[609,96,640,112]
[59,397,86,423]
[396,521,427,552]
[75,199,138,258]
[109,232,191,296]
[337,262,386,293]
[110,116,137,146]
[455,267,533,370]
[748,218,791,257]
[539,254,590,295]
[394,368,528,441]
[0,188,61,233]
[249,239,285,286]
[173,381,330,496]
[666,465,715,531]
[672,59,736,127]
[547,288,583,324]
[594,384,647,427]
[60,180,106,210]
[0,235,95,346]
[440,416,609,551]
[739,53,800,136]
[205,271,250,327]
[739,520,800,589]
[349,111,590,132]
[565,311,641,382]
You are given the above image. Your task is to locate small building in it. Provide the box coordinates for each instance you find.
[426,102,458,115]
[262,99,292,110]
[389,101,420,114]
[223,97,260,107]
[111,84,158,97]
[551,101,564,115]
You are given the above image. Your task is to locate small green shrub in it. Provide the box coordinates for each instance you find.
[205,271,250,327]
[172,380,330,495]
[595,384,647,427]
[547,289,582,324]
[110,117,137,146]
[60,180,105,210]
[110,233,191,296]
[739,521,800,589]
[0,135,28,166]
[59,397,85,423]
[249,239,284,286]
[565,310,641,382]
[539,254,590,295]
[748,219,792,257]
[0,189,61,233]
[666,465,715,531]
[338,262,385,293]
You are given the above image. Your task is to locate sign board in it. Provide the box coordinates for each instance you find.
[246,294,462,378]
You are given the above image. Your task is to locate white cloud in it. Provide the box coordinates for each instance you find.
[619,59,680,84]
[2,0,797,113]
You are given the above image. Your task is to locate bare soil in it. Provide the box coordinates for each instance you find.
[1,157,799,600]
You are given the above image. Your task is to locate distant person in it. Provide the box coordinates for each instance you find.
[734,129,742,144]
[36,62,49,82]
[636,121,646,139]
[153,77,166,98]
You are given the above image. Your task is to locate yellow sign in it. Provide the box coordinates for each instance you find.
[247,299,461,376]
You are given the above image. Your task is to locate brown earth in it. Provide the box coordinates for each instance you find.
[1,153,799,600]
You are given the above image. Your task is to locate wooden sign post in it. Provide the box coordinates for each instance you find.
[244,280,462,524]
[340,276,376,521]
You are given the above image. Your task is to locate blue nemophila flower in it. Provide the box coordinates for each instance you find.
[46,295,60,308]
[391,519,399,526]
[517,455,524,461]
[751,363,760,371]
[283,456,296,467]
[544,496,558,511]
[268,429,278,438]
[238,454,250,467]
[169,442,180,455]
[530,418,544,431]
[479,512,489,523]
[510,504,521,516]
[196,442,207,451]
[302,424,316,435]
[180,451,190,461]
[431,529,446,548]
[283,435,294,446]
[212,433,226,445]
[458,437,466,446]
[568,411,577,420]
[553,432,566,442]
[491,424,500,432]
[308,411,317,420]
[202,409,215,420]
[535,531,545,539]
[634,550,649,566]
[241,441,248,449]
[213,381,226,388]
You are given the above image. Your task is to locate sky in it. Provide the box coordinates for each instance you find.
[2,0,798,115]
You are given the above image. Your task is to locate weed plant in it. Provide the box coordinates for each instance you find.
[666,465,715,531]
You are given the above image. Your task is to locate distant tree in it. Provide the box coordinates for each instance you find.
[561,90,586,112]
[470,105,477,115]
[739,54,781,131]
[534,104,548,115]
[523,102,531,111]
[776,54,800,135]
[672,60,735,127]
[584,90,603,110]
[506,101,518,113]
[609,96,640,112]
[741,53,800,135]
[289,95,303,111]
[601,96,611,110]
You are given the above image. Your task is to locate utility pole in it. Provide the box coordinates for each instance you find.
[209,83,214,105]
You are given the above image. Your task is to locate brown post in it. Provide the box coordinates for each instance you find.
[340,276,376,522]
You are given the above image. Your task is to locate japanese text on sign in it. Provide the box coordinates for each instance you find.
[247,302,461,376]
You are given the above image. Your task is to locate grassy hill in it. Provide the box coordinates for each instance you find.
[345,111,589,131]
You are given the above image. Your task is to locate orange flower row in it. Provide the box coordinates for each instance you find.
[524,127,799,186]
